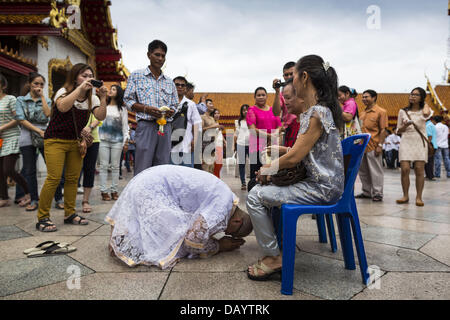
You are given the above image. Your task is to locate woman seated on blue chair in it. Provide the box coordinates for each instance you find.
[246,55,345,281]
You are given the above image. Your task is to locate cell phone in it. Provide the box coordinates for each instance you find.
[90,79,103,88]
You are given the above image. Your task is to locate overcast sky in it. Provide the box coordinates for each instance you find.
[109,0,448,93]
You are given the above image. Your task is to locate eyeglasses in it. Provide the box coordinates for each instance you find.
[410,93,420,97]
[175,83,186,88]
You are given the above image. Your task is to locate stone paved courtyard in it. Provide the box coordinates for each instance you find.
[0,165,449,300]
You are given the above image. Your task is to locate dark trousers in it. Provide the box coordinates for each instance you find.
[0,154,29,200]
[385,149,399,169]
[237,144,249,185]
[249,152,263,181]
[425,152,435,179]
[124,150,135,171]
[78,142,99,188]
[15,146,64,203]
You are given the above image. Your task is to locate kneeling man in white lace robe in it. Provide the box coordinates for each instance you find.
[105,165,253,269]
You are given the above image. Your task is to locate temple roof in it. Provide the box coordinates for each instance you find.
[0,0,126,81]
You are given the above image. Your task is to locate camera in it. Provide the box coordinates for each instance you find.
[90,79,103,88]
[274,80,290,89]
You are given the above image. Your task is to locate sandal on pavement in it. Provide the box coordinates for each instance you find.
[18,196,31,207]
[101,192,111,201]
[23,241,61,255]
[36,219,58,233]
[355,193,372,199]
[416,200,424,207]
[111,192,119,201]
[396,198,409,204]
[26,203,38,212]
[247,260,282,281]
[82,201,92,213]
[0,200,11,208]
[55,202,64,210]
[64,214,89,225]
[27,242,76,258]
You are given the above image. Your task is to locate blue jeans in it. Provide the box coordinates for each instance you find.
[15,145,64,204]
[124,149,135,171]
[237,144,249,185]
[434,147,450,177]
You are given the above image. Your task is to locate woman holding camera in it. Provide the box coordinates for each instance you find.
[36,63,108,232]
[395,87,432,207]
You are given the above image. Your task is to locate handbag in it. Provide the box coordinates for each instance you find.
[23,104,45,149]
[404,110,435,157]
[270,162,307,186]
[71,108,93,158]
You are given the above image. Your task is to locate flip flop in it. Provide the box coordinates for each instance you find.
[27,242,77,258]
[23,241,64,255]
[247,260,282,281]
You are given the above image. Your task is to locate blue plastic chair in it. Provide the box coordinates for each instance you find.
[278,134,371,295]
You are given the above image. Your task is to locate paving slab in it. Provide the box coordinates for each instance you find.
[160,271,320,300]
[352,272,450,300]
[68,235,167,273]
[0,235,81,263]
[15,211,103,236]
[419,235,450,267]
[2,272,169,300]
[390,208,450,224]
[297,235,450,272]
[0,225,32,241]
[360,216,450,235]
[289,251,381,300]
[0,255,94,297]
[360,225,436,250]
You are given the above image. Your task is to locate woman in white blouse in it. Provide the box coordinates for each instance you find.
[234,104,250,190]
[98,85,129,201]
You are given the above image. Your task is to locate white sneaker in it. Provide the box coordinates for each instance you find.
[77,187,84,194]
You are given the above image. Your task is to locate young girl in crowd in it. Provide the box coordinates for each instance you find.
[98,85,129,201]
[234,104,250,190]
[338,85,361,139]
[211,108,225,179]
[79,112,101,213]
[36,63,108,232]
[246,55,344,280]
[0,73,31,208]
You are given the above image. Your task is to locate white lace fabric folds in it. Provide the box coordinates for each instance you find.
[105,165,238,269]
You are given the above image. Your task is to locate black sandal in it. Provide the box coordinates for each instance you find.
[64,214,89,225]
[36,219,58,232]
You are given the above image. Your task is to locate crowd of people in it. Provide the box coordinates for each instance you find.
[1,39,450,280]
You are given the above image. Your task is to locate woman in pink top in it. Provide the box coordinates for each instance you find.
[246,87,282,180]
[338,86,361,139]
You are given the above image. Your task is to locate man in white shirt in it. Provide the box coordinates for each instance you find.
[384,130,401,169]
[171,76,202,167]
[434,116,450,178]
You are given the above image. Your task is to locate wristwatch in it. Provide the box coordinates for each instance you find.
[377,143,383,147]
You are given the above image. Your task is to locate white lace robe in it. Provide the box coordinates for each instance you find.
[105,165,238,269]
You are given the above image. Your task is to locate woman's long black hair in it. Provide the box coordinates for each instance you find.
[238,104,249,124]
[108,84,125,112]
[295,55,343,130]
[404,87,426,111]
